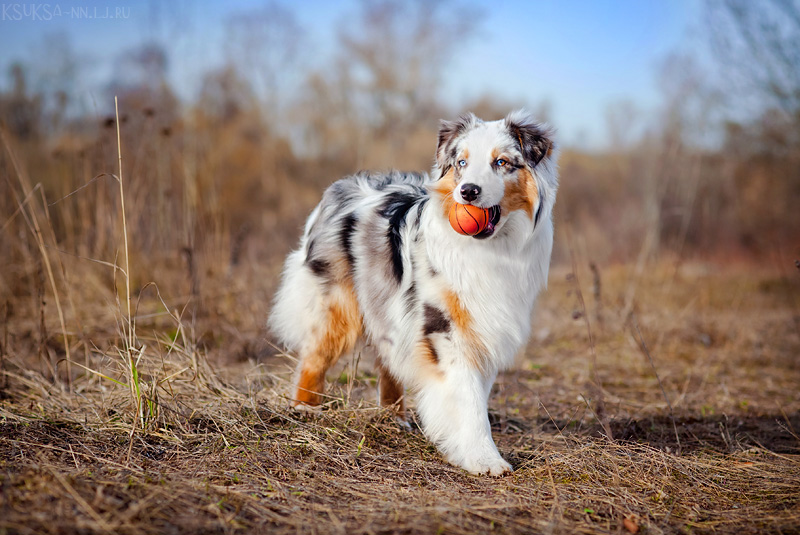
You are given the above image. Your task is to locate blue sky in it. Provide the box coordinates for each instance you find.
[0,0,706,148]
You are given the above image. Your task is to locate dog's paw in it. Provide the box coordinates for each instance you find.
[291,402,322,414]
[396,416,413,431]
[459,455,513,476]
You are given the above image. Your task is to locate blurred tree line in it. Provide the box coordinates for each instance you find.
[1,0,798,305]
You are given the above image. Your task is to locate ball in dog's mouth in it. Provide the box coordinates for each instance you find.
[473,206,501,239]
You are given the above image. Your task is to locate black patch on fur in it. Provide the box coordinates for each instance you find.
[307,258,330,277]
[436,113,478,170]
[507,118,552,168]
[413,198,428,230]
[305,239,330,278]
[340,213,358,271]
[534,190,544,228]
[423,304,450,335]
[379,192,421,283]
[403,252,418,314]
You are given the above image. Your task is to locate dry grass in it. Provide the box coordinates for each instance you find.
[2,255,799,534]
[1,103,799,534]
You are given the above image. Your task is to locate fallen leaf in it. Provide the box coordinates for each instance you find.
[623,515,640,534]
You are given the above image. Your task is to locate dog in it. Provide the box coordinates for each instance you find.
[269,110,558,475]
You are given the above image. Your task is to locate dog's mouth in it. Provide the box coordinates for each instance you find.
[473,205,501,240]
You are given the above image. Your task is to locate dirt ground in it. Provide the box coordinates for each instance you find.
[1,259,799,534]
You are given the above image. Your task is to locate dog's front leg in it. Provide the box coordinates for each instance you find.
[416,365,512,476]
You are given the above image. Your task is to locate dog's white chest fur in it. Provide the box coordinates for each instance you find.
[420,207,553,369]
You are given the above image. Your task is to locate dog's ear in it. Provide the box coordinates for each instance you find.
[505,110,554,168]
[436,112,478,177]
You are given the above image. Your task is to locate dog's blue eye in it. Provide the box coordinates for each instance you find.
[496,159,507,167]
[458,159,467,167]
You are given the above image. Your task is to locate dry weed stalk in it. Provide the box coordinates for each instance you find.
[565,226,612,440]
[630,314,682,455]
[115,97,133,357]
[1,127,73,388]
[104,97,152,450]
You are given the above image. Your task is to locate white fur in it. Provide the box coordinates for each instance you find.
[269,111,558,475]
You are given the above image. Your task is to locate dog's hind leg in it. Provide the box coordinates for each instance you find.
[376,357,406,420]
[294,281,362,407]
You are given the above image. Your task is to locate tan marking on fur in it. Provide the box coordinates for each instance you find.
[461,148,469,161]
[294,278,362,406]
[422,337,439,365]
[444,289,472,334]
[443,289,488,370]
[491,147,502,162]
[500,166,538,219]
[376,358,405,418]
[331,256,353,282]
[431,167,457,219]
[295,367,325,405]
[414,338,444,380]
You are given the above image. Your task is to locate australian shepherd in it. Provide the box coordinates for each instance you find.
[269,110,558,475]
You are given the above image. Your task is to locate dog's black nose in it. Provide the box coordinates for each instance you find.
[460,183,481,202]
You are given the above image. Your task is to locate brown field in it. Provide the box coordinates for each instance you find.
[2,200,799,535]
[2,8,799,525]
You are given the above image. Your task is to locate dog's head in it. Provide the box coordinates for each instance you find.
[432,110,557,239]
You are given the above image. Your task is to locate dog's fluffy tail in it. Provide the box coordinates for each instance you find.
[268,205,328,352]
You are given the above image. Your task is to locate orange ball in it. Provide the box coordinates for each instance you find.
[449,203,489,236]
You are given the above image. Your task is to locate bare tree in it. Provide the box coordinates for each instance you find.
[706,0,800,115]
[197,66,260,125]
[296,0,480,166]
[0,63,42,139]
[113,43,169,92]
[224,2,304,123]
[605,99,641,152]
[339,0,478,130]
[705,1,800,253]
[32,32,79,127]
